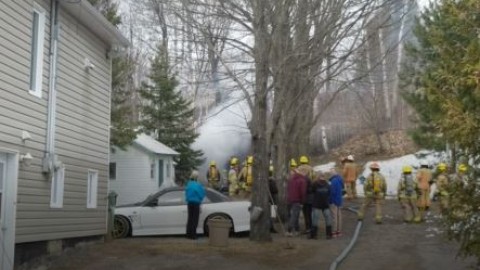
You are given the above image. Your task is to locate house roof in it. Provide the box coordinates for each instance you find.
[59,0,130,48]
[134,134,179,156]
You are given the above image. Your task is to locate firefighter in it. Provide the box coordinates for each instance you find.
[238,156,254,197]
[397,166,421,223]
[455,164,468,185]
[297,155,314,180]
[207,161,221,190]
[416,161,432,218]
[450,164,470,220]
[297,155,314,233]
[358,162,387,224]
[434,163,450,214]
[290,159,298,176]
[228,157,240,197]
[342,155,359,200]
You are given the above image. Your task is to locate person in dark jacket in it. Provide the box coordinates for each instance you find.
[310,173,332,239]
[329,168,344,237]
[268,168,279,233]
[185,170,205,239]
[286,170,307,236]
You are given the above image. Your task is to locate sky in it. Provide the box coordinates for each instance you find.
[418,0,435,10]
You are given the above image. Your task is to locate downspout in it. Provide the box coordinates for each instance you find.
[42,0,60,176]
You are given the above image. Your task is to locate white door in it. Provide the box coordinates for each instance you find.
[0,152,18,270]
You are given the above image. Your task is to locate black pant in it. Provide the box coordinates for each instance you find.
[186,203,200,239]
[302,203,312,231]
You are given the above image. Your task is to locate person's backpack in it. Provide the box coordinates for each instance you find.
[209,167,218,180]
[404,174,415,196]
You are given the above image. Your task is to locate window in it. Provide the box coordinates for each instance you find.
[158,160,164,187]
[150,163,155,179]
[87,170,98,208]
[29,3,46,98]
[109,163,116,180]
[50,166,65,208]
[157,191,185,206]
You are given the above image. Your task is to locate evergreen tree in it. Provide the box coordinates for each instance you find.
[402,0,480,263]
[140,46,204,184]
[88,0,138,148]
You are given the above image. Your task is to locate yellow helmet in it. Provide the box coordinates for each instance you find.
[402,165,412,174]
[290,159,297,168]
[209,160,216,166]
[458,164,468,173]
[437,163,447,172]
[230,157,238,166]
[247,156,254,165]
[299,155,309,164]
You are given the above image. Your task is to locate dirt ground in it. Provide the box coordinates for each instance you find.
[33,200,475,270]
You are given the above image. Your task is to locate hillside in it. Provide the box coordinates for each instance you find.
[316,130,419,165]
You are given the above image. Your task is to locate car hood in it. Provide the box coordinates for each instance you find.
[116,203,142,208]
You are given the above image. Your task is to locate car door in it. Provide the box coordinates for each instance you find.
[138,190,188,235]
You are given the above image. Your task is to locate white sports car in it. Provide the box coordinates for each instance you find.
[113,187,252,238]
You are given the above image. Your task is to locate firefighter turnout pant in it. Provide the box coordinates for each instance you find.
[358,194,384,223]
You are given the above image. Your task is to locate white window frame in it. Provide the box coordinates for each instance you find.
[50,166,65,208]
[29,3,46,98]
[87,170,98,209]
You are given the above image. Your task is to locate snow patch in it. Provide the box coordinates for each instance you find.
[314,162,336,173]
[355,151,448,196]
[314,150,448,197]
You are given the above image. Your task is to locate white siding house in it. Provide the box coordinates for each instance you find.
[109,134,179,205]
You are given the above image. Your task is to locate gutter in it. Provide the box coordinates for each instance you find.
[42,0,61,176]
[59,0,130,48]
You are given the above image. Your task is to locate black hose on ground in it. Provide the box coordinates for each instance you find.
[329,206,363,270]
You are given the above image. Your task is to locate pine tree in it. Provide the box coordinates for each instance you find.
[88,0,138,148]
[402,0,480,263]
[140,46,204,184]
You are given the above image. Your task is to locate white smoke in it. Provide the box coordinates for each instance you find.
[193,99,252,181]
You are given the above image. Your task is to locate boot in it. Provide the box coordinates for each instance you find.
[326,226,332,240]
[309,226,318,239]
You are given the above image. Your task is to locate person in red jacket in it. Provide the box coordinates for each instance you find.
[286,169,307,236]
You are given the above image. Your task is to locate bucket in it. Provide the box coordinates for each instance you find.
[207,217,232,247]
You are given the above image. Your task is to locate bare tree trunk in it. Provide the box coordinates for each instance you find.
[250,0,271,242]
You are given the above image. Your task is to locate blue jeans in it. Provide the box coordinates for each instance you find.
[312,208,332,227]
[288,203,302,232]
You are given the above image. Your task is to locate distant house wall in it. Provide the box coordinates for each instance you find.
[110,145,176,205]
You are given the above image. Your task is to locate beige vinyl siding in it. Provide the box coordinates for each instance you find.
[0,0,51,101]
[0,0,50,244]
[26,6,110,241]
[7,0,113,243]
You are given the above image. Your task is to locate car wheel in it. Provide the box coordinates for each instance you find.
[113,215,130,239]
[203,214,233,236]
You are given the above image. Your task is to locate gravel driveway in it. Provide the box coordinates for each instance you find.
[28,200,474,270]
